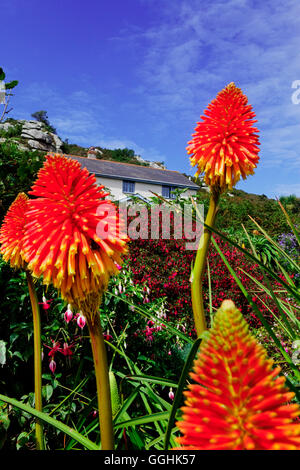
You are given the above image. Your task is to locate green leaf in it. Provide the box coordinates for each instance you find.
[0,409,10,431]
[164,336,202,450]
[42,384,53,402]
[5,80,19,90]
[16,431,29,450]
[0,393,99,450]
[199,219,300,302]
[127,428,145,450]
[0,68,5,81]
[12,351,23,361]
[113,386,142,424]
[114,411,170,429]
[124,374,178,388]
[109,371,121,417]
[211,236,300,387]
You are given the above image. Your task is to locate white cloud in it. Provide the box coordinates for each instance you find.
[96,138,166,163]
[128,0,300,177]
[274,183,300,197]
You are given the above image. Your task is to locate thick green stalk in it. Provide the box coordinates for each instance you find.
[26,271,44,450]
[86,313,114,450]
[191,191,220,337]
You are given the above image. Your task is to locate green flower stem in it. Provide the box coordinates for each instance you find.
[86,313,114,450]
[191,190,220,337]
[26,270,44,450]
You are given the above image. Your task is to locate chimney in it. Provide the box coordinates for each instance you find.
[87,146,97,159]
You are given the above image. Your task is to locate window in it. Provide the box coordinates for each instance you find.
[123,180,135,193]
[162,185,176,199]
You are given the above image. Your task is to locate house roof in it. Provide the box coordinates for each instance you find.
[65,155,199,189]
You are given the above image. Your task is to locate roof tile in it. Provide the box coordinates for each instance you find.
[66,155,199,189]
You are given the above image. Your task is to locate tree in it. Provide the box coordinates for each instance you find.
[0,67,19,122]
[31,110,56,134]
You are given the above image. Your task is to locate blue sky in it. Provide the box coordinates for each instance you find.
[2,0,300,198]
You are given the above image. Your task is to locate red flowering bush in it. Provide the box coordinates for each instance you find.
[126,210,282,334]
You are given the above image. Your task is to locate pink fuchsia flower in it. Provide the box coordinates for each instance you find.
[44,339,61,358]
[169,388,175,400]
[39,295,52,310]
[49,359,56,374]
[103,330,113,341]
[64,304,73,323]
[76,312,86,329]
[60,342,75,357]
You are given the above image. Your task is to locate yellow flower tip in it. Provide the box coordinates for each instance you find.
[219,299,236,313]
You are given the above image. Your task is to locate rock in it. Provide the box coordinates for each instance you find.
[22,120,44,130]
[50,133,63,152]
[27,139,53,151]
[0,119,62,153]
[0,122,14,132]
[21,128,53,143]
[149,162,165,169]
[134,154,166,169]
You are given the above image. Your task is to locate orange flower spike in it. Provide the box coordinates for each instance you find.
[23,154,128,309]
[0,193,29,269]
[174,300,300,450]
[187,83,260,192]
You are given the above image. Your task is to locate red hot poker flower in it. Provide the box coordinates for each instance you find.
[0,193,28,269]
[187,83,260,192]
[174,300,300,450]
[23,154,128,316]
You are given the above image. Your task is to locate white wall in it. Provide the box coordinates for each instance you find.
[95,176,197,201]
[96,176,123,199]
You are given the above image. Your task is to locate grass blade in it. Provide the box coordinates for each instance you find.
[0,393,99,450]
[163,336,202,450]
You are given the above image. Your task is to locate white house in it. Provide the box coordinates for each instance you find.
[67,154,199,202]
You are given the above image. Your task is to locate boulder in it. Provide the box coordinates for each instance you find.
[27,139,54,151]
[50,133,63,152]
[22,120,44,130]
[0,122,14,132]
[21,128,53,143]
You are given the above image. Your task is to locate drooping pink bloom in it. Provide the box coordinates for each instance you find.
[49,359,56,374]
[64,304,73,323]
[77,312,86,329]
[38,295,52,310]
